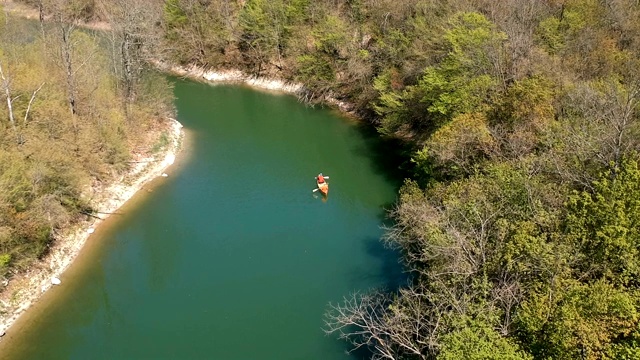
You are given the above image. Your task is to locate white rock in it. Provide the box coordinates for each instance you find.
[51,277,61,285]
[161,173,168,177]
[87,228,95,234]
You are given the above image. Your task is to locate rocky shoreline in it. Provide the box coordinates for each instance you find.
[153,60,357,115]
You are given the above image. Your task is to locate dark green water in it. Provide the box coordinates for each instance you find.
[0,80,404,359]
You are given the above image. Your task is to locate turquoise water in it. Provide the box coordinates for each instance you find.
[0,80,404,359]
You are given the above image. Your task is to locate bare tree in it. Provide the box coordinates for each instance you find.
[0,61,19,143]
[553,75,640,187]
[477,0,552,81]
[58,21,78,115]
[325,289,431,360]
[99,0,162,117]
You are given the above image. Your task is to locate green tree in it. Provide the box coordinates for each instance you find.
[373,12,507,136]
[417,12,506,123]
[517,280,639,359]
[566,156,640,286]
[490,76,556,159]
[418,112,496,177]
[238,0,290,71]
[163,0,187,34]
[438,316,533,360]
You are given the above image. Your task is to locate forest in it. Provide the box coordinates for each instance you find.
[4,0,640,359]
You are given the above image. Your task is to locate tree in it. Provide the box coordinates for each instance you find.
[417,12,507,122]
[324,289,431,360]
[418,112,496,177]
[161,0,238,67]
[548,75,640,189]
[238,0,289,72]
[517,280,639,359]
[101,0,162,110]
[565,156,640,286]
[438,316,532,360]
[490,76,556,159]
[571,77,640,171]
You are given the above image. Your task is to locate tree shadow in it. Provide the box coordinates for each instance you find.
[352,122,415,188]
[366,236,407,291]
[343,235,407,299]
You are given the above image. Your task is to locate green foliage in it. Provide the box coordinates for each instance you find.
[372,12,506,136]
[607,330,640,360]
[416,12,505,123]
[426,69,494,119]
[311,15,347,54]
[443,12,506,69]
[438,316,533,360]
[566,157,640,286]
[239,0,272,36]
[294,54,334,91]
[284,0,309,25]
[372,69,406,135]
[536,0,603,55]
[0,156,32,212]
[163,0,188,37]
[497,76,556,127]
[420,112,495,177]
[517,280,639,359]
[373,28,411,67]
[536,16,564,54]
[239,0,292,67]
[488,76,557,158]
[0,254,11,270]
[161,0,236,66]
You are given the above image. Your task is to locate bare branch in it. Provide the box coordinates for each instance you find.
[24,82,46,124]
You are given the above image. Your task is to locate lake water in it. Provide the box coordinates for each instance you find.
[0,79,405,359]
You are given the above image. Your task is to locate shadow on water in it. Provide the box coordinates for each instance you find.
[334,236,410,359]
[372,198,409,290]
[363,237,406,291]
[345,233,407,297]
[352,122,415,187]
[335,205,410,359]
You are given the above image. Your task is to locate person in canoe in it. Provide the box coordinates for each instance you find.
[315,173,329,195]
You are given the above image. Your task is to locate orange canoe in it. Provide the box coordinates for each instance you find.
[317,180,329,195]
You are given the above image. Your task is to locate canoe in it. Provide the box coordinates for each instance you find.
[317,180,329,195]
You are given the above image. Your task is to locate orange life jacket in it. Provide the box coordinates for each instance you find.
[317,175,325,183]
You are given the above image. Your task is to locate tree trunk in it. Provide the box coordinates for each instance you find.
[0,63,19,144]
[60,24,77,116]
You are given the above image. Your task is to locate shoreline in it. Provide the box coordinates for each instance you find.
[152,60,357,116]
[0,119,183,338]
